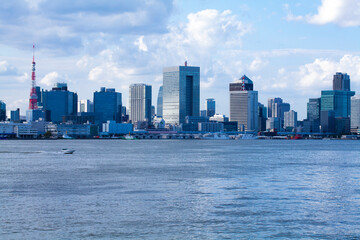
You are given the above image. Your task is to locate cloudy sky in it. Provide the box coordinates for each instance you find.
[0,0,360,119]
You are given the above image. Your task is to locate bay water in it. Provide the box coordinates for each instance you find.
[1,140,360,239]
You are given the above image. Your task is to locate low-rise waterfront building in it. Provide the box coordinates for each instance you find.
[102,121,133,135]
[198,122,224,132]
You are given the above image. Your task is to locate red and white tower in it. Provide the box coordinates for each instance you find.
[28,45,38,110]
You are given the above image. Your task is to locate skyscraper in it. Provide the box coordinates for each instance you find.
[78,99,94,113]
[42,83,78,123]
[94,87,122,123]
[157,85,163,117]
[229,75,258,131]
[333,72,350,91]
[11,108,20,122]
[284,110,297,130]
[206,98,215,117]
[307,98,321,121]
[320,72,354,133]
[321,90,355,118]
[0,100,6,121]
[268,97,282,118]
[258,103,267,131]
[351,95,360,131]
[128,84,152,124]
[162,64,200,125]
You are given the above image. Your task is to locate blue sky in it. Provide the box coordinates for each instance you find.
[0,0,360,119]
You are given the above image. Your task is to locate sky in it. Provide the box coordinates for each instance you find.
[0,0,360,120]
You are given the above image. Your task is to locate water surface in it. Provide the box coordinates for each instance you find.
[0,140,359,239]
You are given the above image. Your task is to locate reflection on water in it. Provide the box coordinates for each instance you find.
[0,140,360,239]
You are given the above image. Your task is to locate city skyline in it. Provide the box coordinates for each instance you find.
[0,0,360,119]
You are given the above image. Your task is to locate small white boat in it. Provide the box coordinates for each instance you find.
[61,149,75,154]
[201,132,230,140]
[62,134,73,139]
[124,134,135,140]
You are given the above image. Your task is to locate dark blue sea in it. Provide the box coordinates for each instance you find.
[1,139,360,239]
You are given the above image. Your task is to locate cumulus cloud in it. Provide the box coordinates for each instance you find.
[201,77,216,88]
[85,9,251,87]
[0,0,173,53]
[263,54,360,98]
[40,72,62,86]
[248,57,268,72]
[286,0,360,27]
[0,61,18,76]
[134,36,148,52]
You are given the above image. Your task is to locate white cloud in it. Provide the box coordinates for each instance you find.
[286,0,360,27]
[184,9,250,50]
[134,36,148,52]
[201,77,215,88]
[248,57,268,72]
[278,68,285,75]
[0,0,174,53]
[40,72,61,86]
[16,73,28,83]
[0,61,17,76]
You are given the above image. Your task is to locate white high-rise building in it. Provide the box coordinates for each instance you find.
[284,110,297,129]
[78,99,94,113]
[229,75,258,131]
[128,84,152,124]
[351,95,360,131]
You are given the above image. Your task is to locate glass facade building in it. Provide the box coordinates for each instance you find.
[94,87,122,123]
[78,99,94,113]
[163,65,200,125]
[333,72,350,91]
[267,97,282,118]
[42,83,78,123]
[321,90,355,118]
[10,108,20,122]
[157,86,163,117]
[206,98,215,117]
[0,100,6,121]
[307,98,321,121]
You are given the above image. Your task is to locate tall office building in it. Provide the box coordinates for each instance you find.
[94,87,122,123]
[320,110,335,133]
[0,100,6,121]
[162,64,200,125]
[279,103,290,121]
[268,97,282,118]
[206,98,215,117]
[229,75,258,131]
[320,72,354,133]
[157,85,163,117]
[333,72,350,91]
[321,90,355,118]
[351,95,360,131]
[42,83,78,123]
[284,110,297,129]
[307,98,321,121]
[35,86,42,107]
[11,108,20,122]
[78,99,94,113]
[128,83,152,124]
[258,103,267,131]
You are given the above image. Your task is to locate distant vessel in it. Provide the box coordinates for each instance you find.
[235,133,258,140]
[62,131,73,139]
[124,134,135,140]
[201,132,230,140]
[61,149,75,154]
